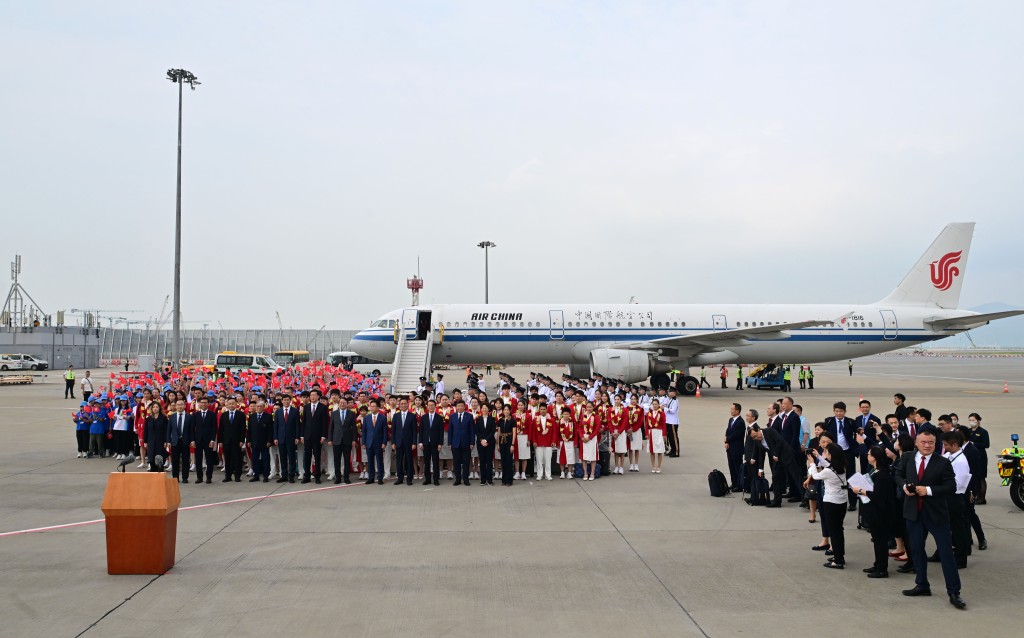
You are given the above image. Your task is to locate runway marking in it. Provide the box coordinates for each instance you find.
[821,370,1023,384]
[0,480,368,538]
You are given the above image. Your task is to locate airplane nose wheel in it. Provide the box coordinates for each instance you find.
[676,376,698,396]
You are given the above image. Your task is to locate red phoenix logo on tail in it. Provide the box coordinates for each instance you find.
[929,251,962,291]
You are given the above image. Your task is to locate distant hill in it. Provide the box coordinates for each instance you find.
[923,302,1024,348]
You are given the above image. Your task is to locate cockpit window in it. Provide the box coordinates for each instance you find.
[388,320,395,328]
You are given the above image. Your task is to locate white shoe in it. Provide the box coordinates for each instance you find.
[651,469,657,473]
[559,471,566,479]
[76,452,82,458]
[190,463,196,472]
[546,476,552,481]
[137,461,146,468]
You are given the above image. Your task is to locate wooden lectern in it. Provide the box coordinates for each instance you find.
[100,473,181,575]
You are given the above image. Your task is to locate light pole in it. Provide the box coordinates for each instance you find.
[477,241,496,303]
[166,68,200,370]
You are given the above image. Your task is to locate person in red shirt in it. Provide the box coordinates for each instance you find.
[608,394,629,475]
[557,412,578,479]
[580,403,599,480]
[532,406,556,480]
[627,395,645,472]
[646,399,667,473]
[514,403,530,480]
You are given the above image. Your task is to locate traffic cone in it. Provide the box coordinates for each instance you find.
[695,386,701,398]
[1005,382,1010,394]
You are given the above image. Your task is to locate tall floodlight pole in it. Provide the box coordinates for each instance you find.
[477,241,496,303]
[166,68,200,370]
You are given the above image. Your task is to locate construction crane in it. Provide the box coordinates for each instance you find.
[70,308,143,328]
[150,295,171,331]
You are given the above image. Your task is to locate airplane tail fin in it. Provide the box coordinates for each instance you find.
[877,222,974,309]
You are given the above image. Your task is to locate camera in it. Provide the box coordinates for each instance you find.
[905,482,917,494]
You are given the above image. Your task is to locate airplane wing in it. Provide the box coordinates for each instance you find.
[609,319,833,355]
[924,310,1024,331]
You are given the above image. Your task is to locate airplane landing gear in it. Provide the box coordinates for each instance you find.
[650,372,671,391]
[676,376,698,396]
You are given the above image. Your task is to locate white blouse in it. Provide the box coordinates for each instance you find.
[808,465,849,505]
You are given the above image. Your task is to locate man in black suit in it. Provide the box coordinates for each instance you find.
[724,403,745,492]
[748,424,805,507]
[274,394,300,483]
[765,402,782,433]
[475,404,497,485]
[328,397,357,484]
[855,400,882,471]
[957,425,987,550]
[165,399,192,483]
[895,430,965,609]
[742,408,763,492]
[778,397,803,497]
[247,398,273,482]
[419,399,444,486]
[912,408,939,438]
[219,397,246,482]
[301,389,328,484]
[191,396,219,484]
[392,398,418,486]
[824,401,861,511]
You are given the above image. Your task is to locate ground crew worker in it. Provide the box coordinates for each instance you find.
[64,364,76,399]
[736,365,744,391]
[807,367,814,389]
[783,366,792,392]
[700,366,710,388]
[848,360,853,376]
[720,366,728,389]
[798,366,806,389]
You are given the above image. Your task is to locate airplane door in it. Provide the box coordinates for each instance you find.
[549,310,564,340]
[400,308,418,340]
[712,314,728,330]
[880,309,898,340]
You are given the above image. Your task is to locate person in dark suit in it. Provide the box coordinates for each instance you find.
[894,430,965,609]
[857,446,897,578]
[475,404,497,485]
[957,425,987,549]
[144,402,168,472]
[724,403,745,492]
[274,394,300,483]
[328,397,357,484]
[392,398,418,486]
[191,396,219,484]
[165,399,191,483]
[742,408,763,492]
[419,399,444,486]
[219,398,246,482]
[749,422,805,507]
[247,399,273,482]
[362,400,388,484]
[824,402,861,511]
[911,408,939,438]
[967,413,990,504]
[778,397,803,497]
[301,389,328,484]
[855,400,882,471]
[449,400,475,486]
[497,404,516,486]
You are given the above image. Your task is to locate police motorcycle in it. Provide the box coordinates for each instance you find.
[997,433,1024,510]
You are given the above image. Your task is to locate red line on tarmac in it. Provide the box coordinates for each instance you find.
[0,480,368,538]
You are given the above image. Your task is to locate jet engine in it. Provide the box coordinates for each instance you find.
[589,349,670,384]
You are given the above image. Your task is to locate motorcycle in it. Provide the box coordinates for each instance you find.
[997,433,1024,510]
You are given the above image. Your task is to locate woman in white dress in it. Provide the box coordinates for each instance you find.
[610,394,629,475]
[627,395,645,472]
[646,399,666,473]
[580,403,599,480]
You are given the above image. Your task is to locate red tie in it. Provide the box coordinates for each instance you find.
[916,456,926,511]
[909,423,915,438]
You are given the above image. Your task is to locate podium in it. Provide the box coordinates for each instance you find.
[100,473,181,575]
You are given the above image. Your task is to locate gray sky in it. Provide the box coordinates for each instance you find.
[3,1,1022,329]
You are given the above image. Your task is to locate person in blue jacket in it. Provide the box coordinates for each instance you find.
[88,397,109,458]
[74,402,90,458]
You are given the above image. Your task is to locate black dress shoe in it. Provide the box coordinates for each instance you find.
[406,481,413,486]
[927,554,940,563]
[301,478,311,484]
[949,594,967,609]
[867,571,888,579]
[823,561,844,569]
[365,479,374,485]
[262,477,268,482]
[788,496,803,503]
[433,480,440,486]
[334,478,342,484]
[730,487,743,493]
[743,498,751,504]
[902,586,931,597]
[288,477,295,483]
[314,478,321,484]
[222,477,232,482]
[863,567,879,573]
[344,479,351,484]
[234,477,241,482]
[978,539,987,550]
[956,560,967,569]
[194,478,203,484]
[847,504,857,512]
[377,479,384,485]
[249,477,260,482]
[812,544,830,551]
[765,502,782,508]
[422,480,431,485]
[454,480,462,486]
[897,564,915,574]
[825,549,834,556]
[206,478,212,484]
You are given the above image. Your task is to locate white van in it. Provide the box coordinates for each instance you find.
[213,352,283,374]
[0,354,49,371]
[326,351,391,376]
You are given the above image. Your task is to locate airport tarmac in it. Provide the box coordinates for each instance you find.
[1,356,1023,638]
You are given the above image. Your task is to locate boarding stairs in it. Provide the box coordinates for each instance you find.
[390,330,433,394]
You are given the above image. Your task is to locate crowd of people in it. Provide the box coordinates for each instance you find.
[71,368,682,487]
[724,392,990,610]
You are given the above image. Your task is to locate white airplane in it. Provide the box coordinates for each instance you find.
[350,223,1023,394]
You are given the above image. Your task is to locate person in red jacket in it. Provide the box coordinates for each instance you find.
[608,394,629,475]
[646,399,667,473]
[627,395,645,472]
[532,407,556,480]
[580,403,600,480]
[557,411,578,479]
[514,403,530,480]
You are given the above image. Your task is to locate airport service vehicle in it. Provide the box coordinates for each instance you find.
[745,364,786,390]
[0,354,48,370]
[997,433,1024,511]
[213,352,283,374]
[350,223,1024,394]
[327,351,390,376]
[273,350,311,368]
